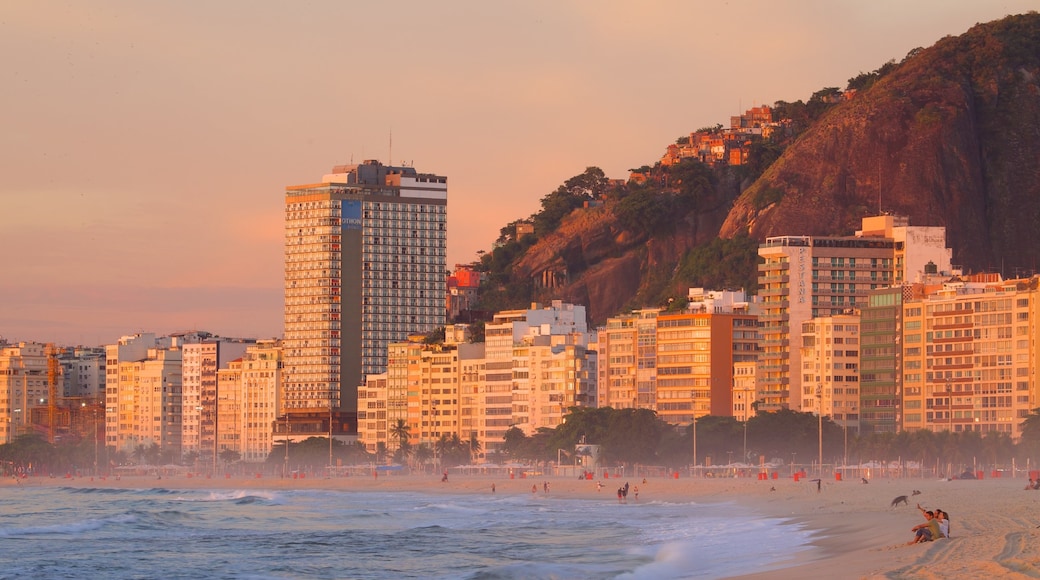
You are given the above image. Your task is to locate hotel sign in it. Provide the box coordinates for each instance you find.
[343,200,362,230]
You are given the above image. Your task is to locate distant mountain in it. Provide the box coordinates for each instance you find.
[474,13,1040,326]
[721,12,1040,273]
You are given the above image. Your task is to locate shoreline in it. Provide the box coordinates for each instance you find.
[6,472,1040,578]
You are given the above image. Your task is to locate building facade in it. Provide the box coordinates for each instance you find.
[757,216,952,412]
[901,276,1036,438]
[800,314,862,433]
[859,287,904,434]
[284,160,447,425]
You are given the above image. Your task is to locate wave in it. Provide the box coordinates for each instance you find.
[462,561,617,580]
[59,486,137,495]
[169,490,282,504]
[0,512,138,538]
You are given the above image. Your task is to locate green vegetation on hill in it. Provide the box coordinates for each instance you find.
[675,234,760,294]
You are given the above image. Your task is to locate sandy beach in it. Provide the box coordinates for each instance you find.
[6,470,1040,579]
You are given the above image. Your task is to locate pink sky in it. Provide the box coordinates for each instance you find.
[2,1,1034,346]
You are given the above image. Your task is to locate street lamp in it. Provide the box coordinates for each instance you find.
[817,384,823,478]
[328,400,334,476]
[283,416,290,478]
[691,414,697,477]
[195,406,203,474]
[843,418,848,474]
[743,419,748,464]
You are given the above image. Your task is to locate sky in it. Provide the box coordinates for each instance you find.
[2,1,1037,347]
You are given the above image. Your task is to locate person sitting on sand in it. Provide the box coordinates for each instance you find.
[917,503,949,538]
[909,509,940,544]
[934,509,950,538]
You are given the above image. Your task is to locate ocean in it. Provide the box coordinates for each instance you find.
[0,485,812,579]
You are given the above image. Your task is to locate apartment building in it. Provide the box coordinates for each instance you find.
[0,342,50,444]
[359,303,591,460]
[800,314,862,433]
[757,215,952,412]
[182,339,251,465]
[859,287,905,434]
[655,290,759,425]
[597,308,660,411]
[284,160,447,425]
[59,347,106,401]
[237,340,283,463]
[901,276,1035,438]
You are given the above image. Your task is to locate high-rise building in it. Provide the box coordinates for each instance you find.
[757,216,952,412]
[859,287,904,434]
[597,308,660,411]
[0,342,49,444]
[284,160,447,426]
[901,275,1035,438]
[799,313,862,434]
[182,339,251,466]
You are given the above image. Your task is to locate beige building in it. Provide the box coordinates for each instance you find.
[732,361,757,422]
[111,346,181,456]
[800,314,862,433]
[359,303,591,461]
[901,275,1035,438]
[357,372,389,455]
[597,308,660,410]
[237,340,283,463]
[0,342,50,444]
[519,336,593,432]
[758,216,952,412]
[655,302,759,425]
[215,358,243,470]
[181,339,251,465]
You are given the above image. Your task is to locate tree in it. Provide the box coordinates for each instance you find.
[531,167,608,235]
[413,444,433,473]
[390,419,411,451]
[219,449,241,470]
[393,440,412,466]
[501,427,528,460]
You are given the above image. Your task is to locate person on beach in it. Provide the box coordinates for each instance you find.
[491,483,495,494]
[935,509,950,538]
[917,503,949,538]
[909,510,940,544]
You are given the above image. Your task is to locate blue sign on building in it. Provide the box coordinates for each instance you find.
[343,199,362,230]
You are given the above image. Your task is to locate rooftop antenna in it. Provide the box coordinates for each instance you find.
[389,129,392,167]
[878,160,882,215]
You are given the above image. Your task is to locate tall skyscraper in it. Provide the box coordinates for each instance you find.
[284,160,447,423]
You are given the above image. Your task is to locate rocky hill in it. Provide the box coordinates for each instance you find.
[475,13,1040,326]
[721,13,1040,272]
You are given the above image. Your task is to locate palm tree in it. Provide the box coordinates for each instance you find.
[390,419,410,452]
[414,444,433,474]
[468,432,482,462]
[132,444,149,465]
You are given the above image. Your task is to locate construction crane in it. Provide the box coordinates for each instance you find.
[45,344,60,444]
